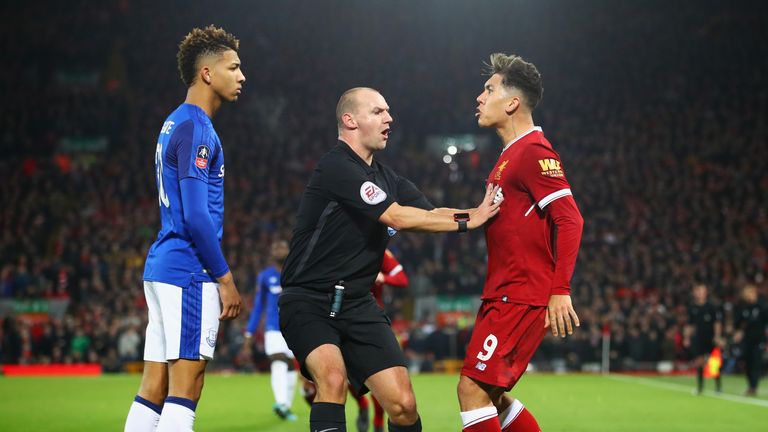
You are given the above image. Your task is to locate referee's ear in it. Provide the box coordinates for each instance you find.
[340,112,357,130]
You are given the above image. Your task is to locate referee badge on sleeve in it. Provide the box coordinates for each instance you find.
[360,181,387,205]
[195,145,210,169]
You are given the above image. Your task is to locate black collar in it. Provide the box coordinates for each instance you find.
[337,140,378,174]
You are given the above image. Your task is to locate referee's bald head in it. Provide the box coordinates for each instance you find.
[336,87,379,130]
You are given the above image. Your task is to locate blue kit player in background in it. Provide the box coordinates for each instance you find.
[244,240,299,421]
[124,25,245,432]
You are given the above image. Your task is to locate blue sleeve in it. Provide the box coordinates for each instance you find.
[175,121,213,182]
[179,177,229,277]
[246,272,266,334]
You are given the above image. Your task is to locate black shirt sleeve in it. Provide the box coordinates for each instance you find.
[397,176,435,210]
[320,156,395,221]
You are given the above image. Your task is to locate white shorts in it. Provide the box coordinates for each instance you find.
[264,330,294,358]
[143,280,221,362]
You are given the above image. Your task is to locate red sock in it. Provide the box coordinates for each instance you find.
[501,407,540,432]
[357,394,369,410]
[372,395,385,428]
[463,416,502,432]
[347,384,369,410]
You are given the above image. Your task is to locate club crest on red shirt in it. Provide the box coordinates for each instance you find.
[495,160,509,180]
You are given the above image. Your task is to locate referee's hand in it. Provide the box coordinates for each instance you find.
[545,294,580,338]
[217,272,242,320]
[469,184,503,229]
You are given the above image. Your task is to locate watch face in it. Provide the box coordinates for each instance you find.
[454,213,470,222]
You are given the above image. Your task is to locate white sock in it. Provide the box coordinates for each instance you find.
[498,399,524,430]
[286,370,298,408]
[124,397,161,432]
[156,398,196,432]
[271,360,289,406]
[460,405,498,429]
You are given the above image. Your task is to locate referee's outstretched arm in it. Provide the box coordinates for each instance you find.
[379,183,502,232]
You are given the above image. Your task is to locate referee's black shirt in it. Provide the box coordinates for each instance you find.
[688,302,722,343]
[281,141,434,298]
[735,302,768,344]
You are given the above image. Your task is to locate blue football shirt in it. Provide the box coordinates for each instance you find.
[246,266,282,333]
[143,104,225,287]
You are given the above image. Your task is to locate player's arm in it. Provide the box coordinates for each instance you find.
[244,273,266,339]
[378,250,409,288]
[176,133,240,321]
[323,160,501,233]
[519,144,583,337]
[543,196,584,337]
[683,311,695,347]
[396,176,487,228]
[380,183,501,232]
[714,306,724,346]
[731,307,743,343]
[179,178,242,320]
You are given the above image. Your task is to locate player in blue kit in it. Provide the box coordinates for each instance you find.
[244,240,298,421]
[124,25,245,432]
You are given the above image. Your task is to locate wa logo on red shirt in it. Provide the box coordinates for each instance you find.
[360,181,387,205]
[196,145,210,169]
[538,158,564,177]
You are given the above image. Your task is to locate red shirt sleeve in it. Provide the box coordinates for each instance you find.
[518,143,572,207]
[546,196,583,295]
[519,143,583,296]
[381,250,408,288]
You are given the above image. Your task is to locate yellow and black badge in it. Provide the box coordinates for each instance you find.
[538,158,564,177]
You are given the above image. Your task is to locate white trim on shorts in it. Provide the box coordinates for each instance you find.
[143,280,221,362]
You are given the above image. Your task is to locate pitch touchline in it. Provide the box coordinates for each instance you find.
[607,374,768,408]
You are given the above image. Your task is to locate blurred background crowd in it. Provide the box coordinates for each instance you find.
[0,0,766,377]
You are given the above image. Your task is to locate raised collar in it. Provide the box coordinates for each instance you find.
[502,126,543,153]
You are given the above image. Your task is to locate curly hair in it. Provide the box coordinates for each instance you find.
[486,53,543,110]
[177,25,240,87]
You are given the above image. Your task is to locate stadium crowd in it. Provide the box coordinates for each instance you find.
[1,0,766,378]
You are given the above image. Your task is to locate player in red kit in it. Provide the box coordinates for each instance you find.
[457,53,584,432]
[372,249,409,308]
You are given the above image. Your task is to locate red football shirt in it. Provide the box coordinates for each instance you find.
[371,249,409,307]
[484,127,578,306]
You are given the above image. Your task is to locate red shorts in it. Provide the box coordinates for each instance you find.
[461,301,547,390]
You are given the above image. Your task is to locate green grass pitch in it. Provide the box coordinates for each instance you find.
[0,373,766,431]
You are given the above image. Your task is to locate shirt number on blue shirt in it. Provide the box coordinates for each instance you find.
[155,142,170,208]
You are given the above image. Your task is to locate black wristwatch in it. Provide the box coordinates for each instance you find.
[454,212,470,233]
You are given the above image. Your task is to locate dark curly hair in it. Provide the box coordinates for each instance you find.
[177,25,240,87]
[486,53,543,110]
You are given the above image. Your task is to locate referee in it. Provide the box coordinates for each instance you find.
[279,87,501,432]
[685,284,723,394]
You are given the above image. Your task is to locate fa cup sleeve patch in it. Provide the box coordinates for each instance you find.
[195,145,210,169]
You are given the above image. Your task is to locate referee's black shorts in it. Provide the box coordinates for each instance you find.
[278,288,407,395]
